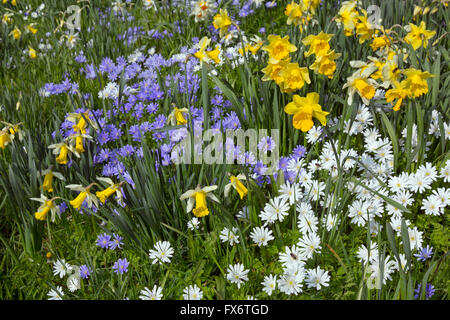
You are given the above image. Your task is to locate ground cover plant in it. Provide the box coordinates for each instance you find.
[0,0,449,300]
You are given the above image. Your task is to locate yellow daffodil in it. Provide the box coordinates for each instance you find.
[261,58,291,85]
[95,177,126,204]
[385,83,410,111]
[2,13,13,25]
[224,174,248,200]
[284,92,329,132]
[404,21,436,50]
[354,10,376,44]
[180,185,220,218]
[0,129,11,149]
[336,0,359,36]
[262,35,297,64]
[302,32,334,57]
[168,104,189,126]
[66,111,98,133]
[30,195,60,222]
[66,183,99,210]
[48,141,80,165]
[193,36,221,64]
[343,64,379,105]
[278,62,311,93]
[27,24,37,34]
[39,167,65,193]
[213,9,232,38]
[402,68,434,98]
[309,50,341,79]
[381,55,401,88]
[285,2,306,26]
[9,26,21,39]
[28,47,37,59]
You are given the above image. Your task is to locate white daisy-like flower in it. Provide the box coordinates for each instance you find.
[261,274,277,296]
[47,286,64,300]
[67,276,80,292]
[416,162,438,182]
[407,226,423,250]
[389,216,411,236]
[305,267,330,290]
[297,232,321,260]
[139,285,163,300]
[277,267,305,295]
[440,160,450,182]
[306,126,322,144]
[148,241,174,265]
[53,259,72,278]
[182,284,203,300]
[296,201,314,216]
[279,245,306,270]
[187,217,200,230]
[421,195,444,216]
[249,226,274,247]
[219,227,240,246]
[278,181,302,206]
[262,196,290,223]
[431,187,450,207]
[409,172,433,194]
[226,263,249,289]
[297,212,318,235]
[324,214,338,231]
[356,243,379,265]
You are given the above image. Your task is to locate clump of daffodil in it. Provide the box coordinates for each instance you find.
[95,177,126,205]
[213,8,232,38]
[9,26,21,39]
[66,183,99,210]
[167,104,189,126]
[193,36,222,65]
[262,35,297,64]
[302,32,341,79]
[39,167,65,193]
[224,173,248,200]
[48,140,80,165]
[30,194,61,222]
[180,185,220,218]
[284,92,329,132]
[404,21,436,50]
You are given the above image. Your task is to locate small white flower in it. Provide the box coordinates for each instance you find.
[305,267,330,290]
[182,284,203,300]
[139,285,163,300]
[249,226,274,247]
[219,227,240,246]
[148,241,174,265]
[47,286,64,300]
[53,259,72,278]
[261,274,277,296]
[226,263,249,289]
